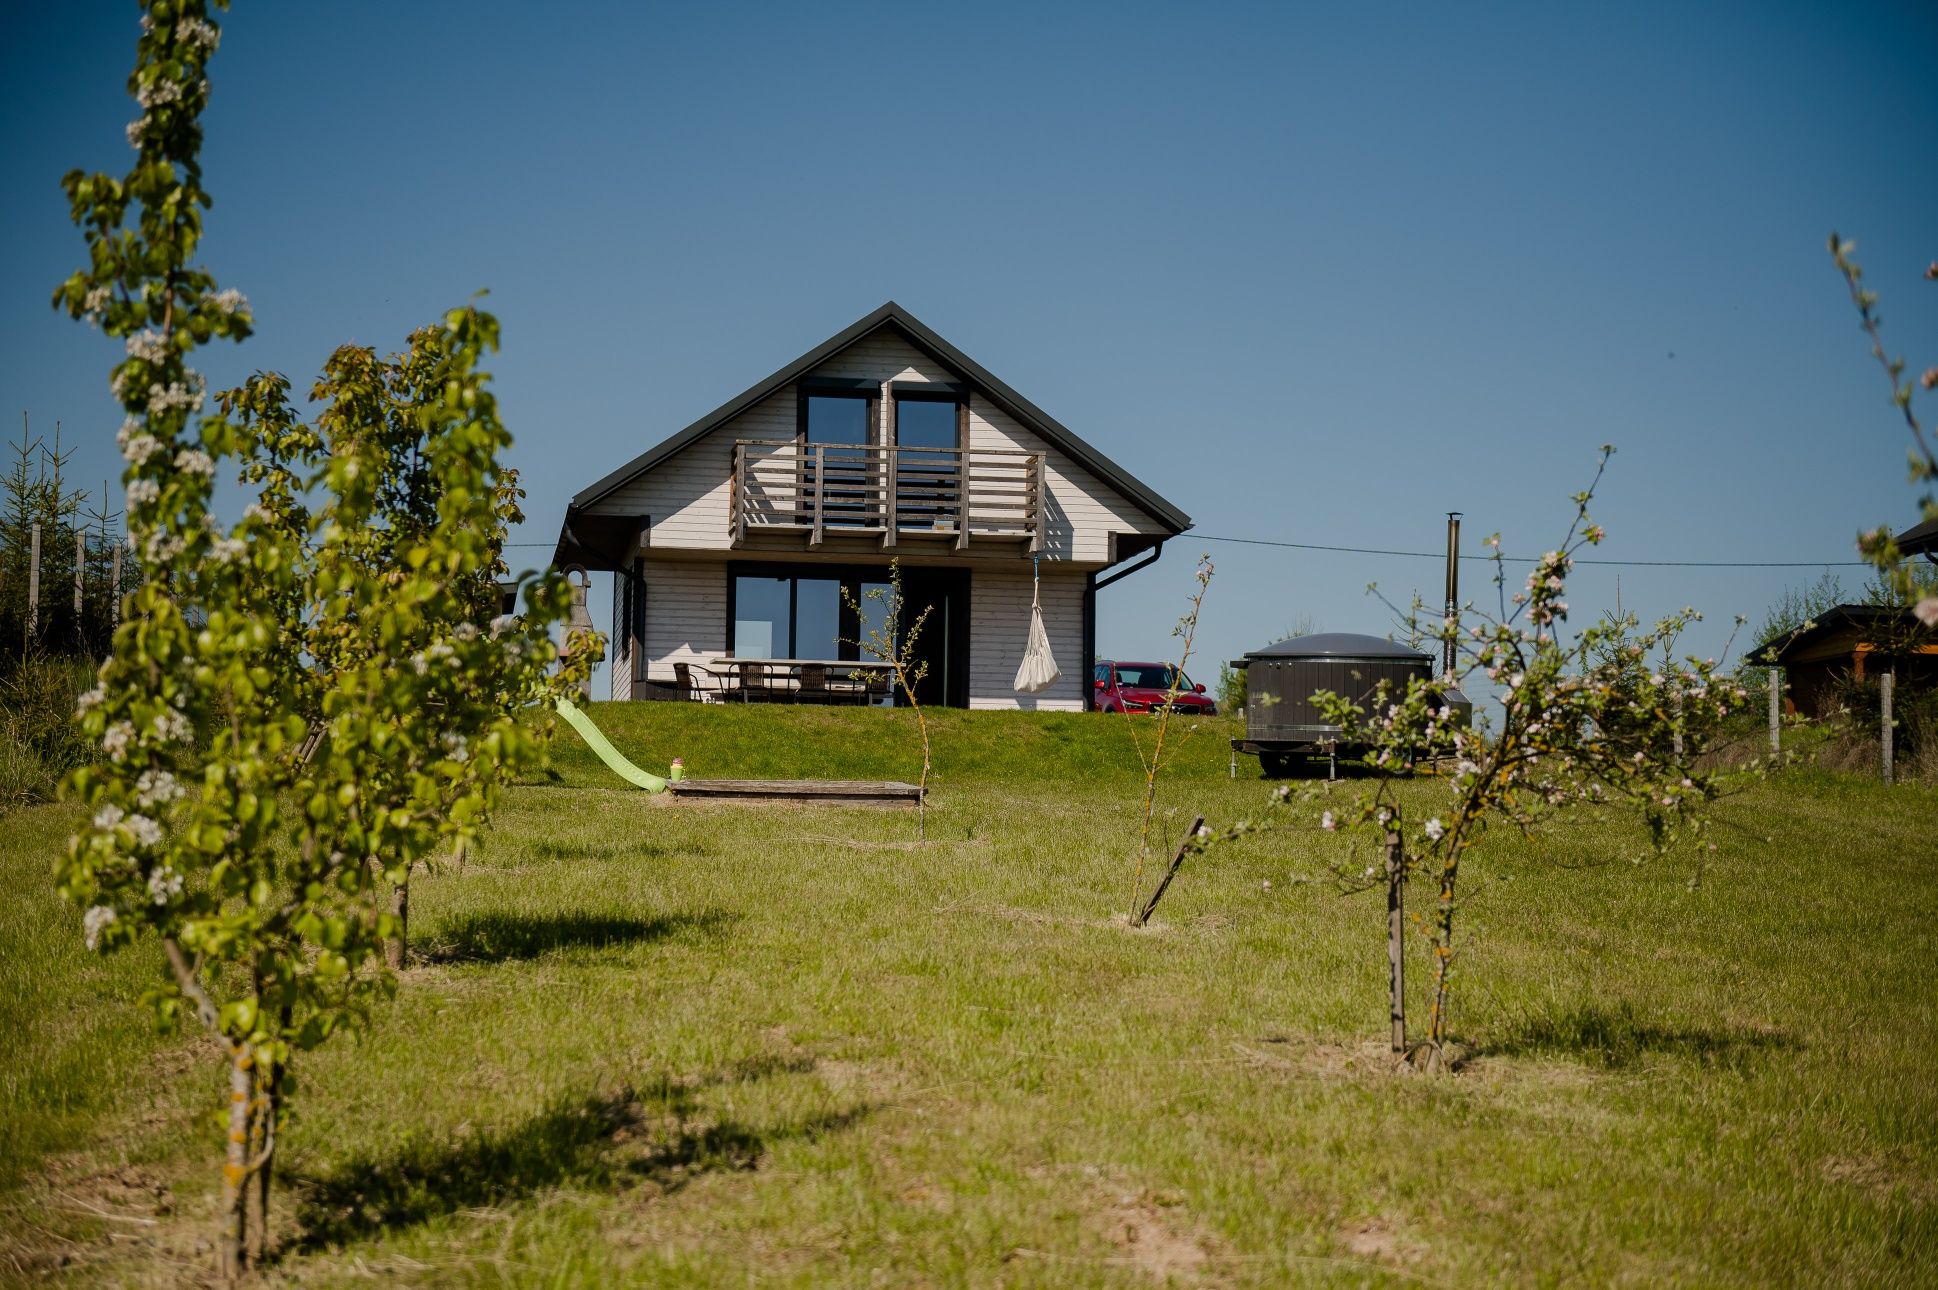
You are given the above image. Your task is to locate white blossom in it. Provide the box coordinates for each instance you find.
[135,79,181,109]
[122,434,164,465]
[147,866,184,906]
[210,536,246,563]
[242,502,274,525]
[177,16,220,51]
[76,684,107,715]
[1917,597,1938,630]
[84,284,113,314]
[454,621,480,642]
[143,531,183,564]
[150,708,192,744]
[83,905,118,951]
[93,803,126,831]
[126,813,164,848]
[125,330,169,364]
[125,118,147,149]
[146,379,204,414]
[102,721,136,761]
[173,448,216,478]
[1424,817,1446,842]
[209,288,247,316]
[1320,811,1336,832]
[136,769,183,807]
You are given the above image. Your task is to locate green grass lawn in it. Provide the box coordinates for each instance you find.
[2,704,1934,1286]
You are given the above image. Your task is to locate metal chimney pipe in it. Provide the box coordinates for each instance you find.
[1443,512,1461,681]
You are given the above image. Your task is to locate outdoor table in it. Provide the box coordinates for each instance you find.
[705,658,895,704]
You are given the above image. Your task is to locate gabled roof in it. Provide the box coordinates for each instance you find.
[1763,603,1920,665]
[567,301,1192,534]
[1897,514,1938,558]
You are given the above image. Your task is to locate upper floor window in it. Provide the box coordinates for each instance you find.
[892,390,960,453]
[804,392,871,444]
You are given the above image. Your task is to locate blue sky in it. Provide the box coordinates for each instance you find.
[4,1,1935,692]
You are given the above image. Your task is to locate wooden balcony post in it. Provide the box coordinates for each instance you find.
[1029,453,1045,554]
[810,444,826,547]
[955,448,971,551]
[732,443,748,545]
[883,443,898,549]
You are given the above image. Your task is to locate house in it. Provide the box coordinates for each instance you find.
[551,303,1192,709]
[1766,603,1938,718]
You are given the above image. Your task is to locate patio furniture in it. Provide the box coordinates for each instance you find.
[672,661,717,702]
[794,663,831,705]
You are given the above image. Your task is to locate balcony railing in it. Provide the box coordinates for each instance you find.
[729,440,1043,552]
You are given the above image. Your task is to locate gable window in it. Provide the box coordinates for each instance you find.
[891,386,963,528]
[796,381,876,527]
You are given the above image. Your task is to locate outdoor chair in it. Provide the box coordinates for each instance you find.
[794,663,831,705]
[734,661,774,703]
[672,661,715,703]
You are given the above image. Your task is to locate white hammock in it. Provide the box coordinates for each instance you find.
[1013,559,1061,693]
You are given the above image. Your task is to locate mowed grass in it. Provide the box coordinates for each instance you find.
[1,704,1934,1286]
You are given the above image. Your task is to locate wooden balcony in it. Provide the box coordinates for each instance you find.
[728,440,1043,552]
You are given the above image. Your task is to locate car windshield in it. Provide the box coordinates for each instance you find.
[1116,664,1188,690]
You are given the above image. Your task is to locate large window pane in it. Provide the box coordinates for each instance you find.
[856,580,897,705]
[894,399,956,451]
[794,579,842,660]
[806,394,870,444]
[732,576,788,658]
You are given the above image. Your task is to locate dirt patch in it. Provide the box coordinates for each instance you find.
[1231,1035,1402,1080]
[1821,1151,1932,1203]
[1094,1187,1218,1284]
[1338,1217,1429,1267]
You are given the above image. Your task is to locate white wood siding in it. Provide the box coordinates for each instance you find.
[964,398,1169,565]
[639,558,728,684]
[582,328,1169,568]
[968,566,1086,711]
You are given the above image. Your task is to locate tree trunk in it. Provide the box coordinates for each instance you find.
[386,865,411,971]
[219,1043,254,1284]
[1427,850,1462,1051]
[1385,830,1406,1055]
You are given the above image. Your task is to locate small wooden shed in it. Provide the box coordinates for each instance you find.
[1767,604,1938,718]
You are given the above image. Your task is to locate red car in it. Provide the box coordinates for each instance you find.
[1093,661,1217,715]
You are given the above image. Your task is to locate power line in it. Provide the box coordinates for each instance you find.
[1191,533,1871,569]
[502,536,1872,569]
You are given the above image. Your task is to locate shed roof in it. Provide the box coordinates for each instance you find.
[1763,603,1920,666]
[1241,632,1430,663]
[565,301,1192,535]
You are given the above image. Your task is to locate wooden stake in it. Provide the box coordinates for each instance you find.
[74,525,85,621]
[111,541,123,628]
[1767,667,1780,754]
[1135,815,1205,928]
[1386,830,1406,1055]
[1881,668,1894,787]
[26,522,39,641]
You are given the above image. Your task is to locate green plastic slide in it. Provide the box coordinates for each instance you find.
[554,698,673,792]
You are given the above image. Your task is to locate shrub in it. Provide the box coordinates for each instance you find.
[0,654,96,813]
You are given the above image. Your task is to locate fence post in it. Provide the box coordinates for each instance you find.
[1880,668,1894,787]
[26,522,40,642]
[1767,667,1780,754]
